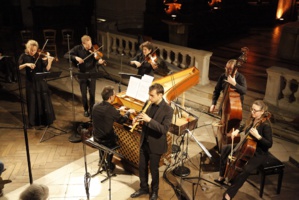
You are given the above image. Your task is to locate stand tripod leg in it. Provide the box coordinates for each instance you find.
[40,125,68,142]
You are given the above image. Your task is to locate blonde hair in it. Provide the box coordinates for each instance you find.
[81,35,91,43]
[226,59,237,67]
[25,40,38,53]
[19,184,49,200]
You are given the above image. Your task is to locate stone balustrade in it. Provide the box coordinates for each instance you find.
[264,66,299,117]
[97,30,212,85]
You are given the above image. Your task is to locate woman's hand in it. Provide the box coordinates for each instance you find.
[27,63,36,69]
[226,75,236,86]
[75,56,84,64]
[231,128,239,139]
[250,128,262,140]
[130,61,141,68]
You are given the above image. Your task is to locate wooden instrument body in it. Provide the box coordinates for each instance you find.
[111,67,200,174]
[224,137,257,182]
[217,89,242,149]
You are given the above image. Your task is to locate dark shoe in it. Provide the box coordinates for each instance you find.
[84,111,90,117]
[130,189,149,198]
[150,192,158,200]
[214,178,225,185]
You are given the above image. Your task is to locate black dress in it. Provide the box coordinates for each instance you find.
[18,53,56,126]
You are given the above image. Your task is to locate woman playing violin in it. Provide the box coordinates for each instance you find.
[215,100,273,200]
[69,35,106,118]
[130,41,158,77]
[18,39,55,127]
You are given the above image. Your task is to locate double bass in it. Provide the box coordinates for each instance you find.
[217,47,249,150]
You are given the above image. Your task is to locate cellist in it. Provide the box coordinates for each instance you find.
[215,100,273,200]
[209,59,247,113]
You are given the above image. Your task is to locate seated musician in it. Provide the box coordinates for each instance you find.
[215,100,273,200]
[209,59,247,113]
[92,85,135,171]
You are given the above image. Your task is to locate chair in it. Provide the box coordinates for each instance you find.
[20,30,33,46]
[43,29,58,60]
[61,29,74,47]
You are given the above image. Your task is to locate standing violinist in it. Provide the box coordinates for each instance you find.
[130,41,159,77]
[69,35,106,117]
[215,100,273,200]
[209,59,247,113]
[18,40,55,127]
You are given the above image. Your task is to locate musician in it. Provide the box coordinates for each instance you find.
[69,35,106,117]
[209,59,247,113]
[92,86,135,171]
[18,40,55,127]
[130,83,174,200]
[130,41,159,77]
[214,100,273,200]
[0,48,17,83]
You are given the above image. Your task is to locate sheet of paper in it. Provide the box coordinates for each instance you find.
[126,76,141,98]
[126,74,154,102]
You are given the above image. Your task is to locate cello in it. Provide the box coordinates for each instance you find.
[224,112,271,182]
[217,47,249,150]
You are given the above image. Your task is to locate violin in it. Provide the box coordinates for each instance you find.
[90,44,104,60]
[80,44,106,66]
[142,47,159,68]
[34,49,56,61]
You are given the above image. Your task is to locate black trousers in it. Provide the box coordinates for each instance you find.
[139,141,162,193]
[220,145,268,198]
[79,78,96,112]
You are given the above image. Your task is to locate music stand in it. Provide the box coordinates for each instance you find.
[182,129,220,200]
[83,137,124,200]
[118,72,142,92]
[34,71,67,142]
[67,72,106,143]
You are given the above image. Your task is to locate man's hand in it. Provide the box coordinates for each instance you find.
[75,56,84,64]
[209,105,216,113]
[138,113,151,123]
[226,75,236,86]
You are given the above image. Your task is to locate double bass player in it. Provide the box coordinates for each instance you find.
[209,58,247,113]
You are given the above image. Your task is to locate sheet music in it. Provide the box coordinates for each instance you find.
[126,75,154,102]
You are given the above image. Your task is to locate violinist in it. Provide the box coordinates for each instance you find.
[209,59,247,113]
[215,100,273,200]
[18,40,55,127]
[69,35,106,117]
[130,41,159,77]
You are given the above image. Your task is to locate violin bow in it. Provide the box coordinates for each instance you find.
[34,39,48,65]
[77,45,104,66]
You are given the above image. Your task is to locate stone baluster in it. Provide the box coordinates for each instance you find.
[180,53,186,69]
[264,66,283,106]
[279,74,293,110]
[129,41,137,57]
[111,35,117,55]
[117,38,124,55]
[123,40,130,57]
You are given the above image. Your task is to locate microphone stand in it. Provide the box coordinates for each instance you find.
[67,34,80,143]
[182,129,220,200]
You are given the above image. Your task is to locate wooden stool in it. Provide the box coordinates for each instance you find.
[257,153,285,198]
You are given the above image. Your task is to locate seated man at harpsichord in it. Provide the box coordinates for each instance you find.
[92,85,135,171]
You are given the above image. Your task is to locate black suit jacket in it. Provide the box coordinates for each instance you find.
[141,99,174,154]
